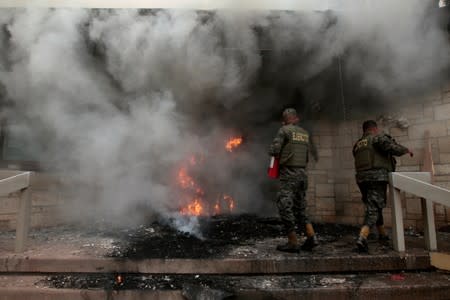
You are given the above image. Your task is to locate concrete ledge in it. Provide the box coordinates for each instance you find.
[0,272,449,300]
[0,251,431,274]
[236,285,450,300]
[0,288,181,300]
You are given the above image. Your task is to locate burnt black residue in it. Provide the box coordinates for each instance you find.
[40,273,358,291]
[105,215,363,259]
[108,214,285,259]
[42,273,216,291]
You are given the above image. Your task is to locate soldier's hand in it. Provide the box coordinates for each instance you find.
[408,149,414,157]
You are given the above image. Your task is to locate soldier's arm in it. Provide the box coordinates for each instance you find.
[268,127,286,156]
[373,134,410,157]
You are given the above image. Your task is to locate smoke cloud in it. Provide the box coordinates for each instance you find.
[0,1,447,230]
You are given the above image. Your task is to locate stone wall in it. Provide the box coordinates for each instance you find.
[307,85,450,230]
[1,87,450,231]
[0,172,64,230]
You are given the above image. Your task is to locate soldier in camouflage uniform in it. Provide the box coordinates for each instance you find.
[353,120,413,253]
[269,108,319,253]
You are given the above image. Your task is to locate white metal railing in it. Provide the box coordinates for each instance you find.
[389,172,450,252]
[0,171,32,253]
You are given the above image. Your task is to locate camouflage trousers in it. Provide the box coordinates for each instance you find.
[357,181,388,227]
[276,167,310,234]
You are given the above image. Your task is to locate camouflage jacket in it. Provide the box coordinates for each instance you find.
[355,132,409,183]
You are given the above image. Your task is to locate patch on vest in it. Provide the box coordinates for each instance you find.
[292,132,309,143]
[355,139,368,151]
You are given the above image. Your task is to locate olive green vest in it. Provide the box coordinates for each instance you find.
[279,125,309,167]
[353,135,393,172]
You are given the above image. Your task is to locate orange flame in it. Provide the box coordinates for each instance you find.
[214,201,220,215]
[225,137,243,152]
[177,167,195,189]
[213,194,236,215]
[223,194,235,212]
[177,154,237,216]
[177,156,205,216]
[115,274,123,285]
[180,198,204,216]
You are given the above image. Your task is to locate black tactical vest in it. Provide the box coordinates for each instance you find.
[279,125,309,167]
[353,134,393,172]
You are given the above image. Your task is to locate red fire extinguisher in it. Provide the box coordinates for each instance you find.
[267,156,280,179]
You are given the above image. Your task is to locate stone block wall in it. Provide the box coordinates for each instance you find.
[1,89,450,231]
[0,173,64,230]
[306,85,450,230]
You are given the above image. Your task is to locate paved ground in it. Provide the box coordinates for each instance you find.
[0,272,448,299]
[0,216,447,298]
[0,216,447,259]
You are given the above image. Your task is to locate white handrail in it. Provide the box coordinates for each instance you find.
[0,172,30,196]
[391,173,450,207]
[389,172,450,252]
[0,171,31,253]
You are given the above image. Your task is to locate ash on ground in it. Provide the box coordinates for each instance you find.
[39,273,359,291]
[41,272,448,292]
[105,215,361,259]
[108,214,286,259]
[3,214,448,260]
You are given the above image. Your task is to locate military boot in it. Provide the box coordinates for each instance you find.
[356,236,369,253]
[276,231,300,253]
[301,223,319,251]
[356,225,370,253]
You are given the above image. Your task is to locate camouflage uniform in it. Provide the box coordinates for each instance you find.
[276,167,310,233]
[353,133,409,228]
[269,124,317,234]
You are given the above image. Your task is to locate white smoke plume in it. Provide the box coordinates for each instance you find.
[0,1,446,231]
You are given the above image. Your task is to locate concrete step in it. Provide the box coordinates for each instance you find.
[0,218,447,299]
[0,251,431,274]
[0,272,449,300]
